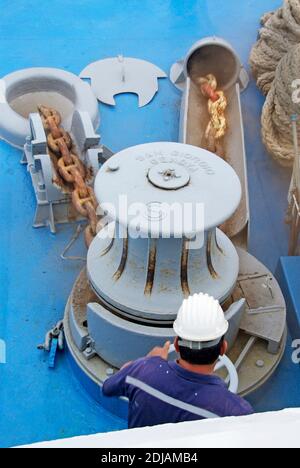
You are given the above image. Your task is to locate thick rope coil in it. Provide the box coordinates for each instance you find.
[250,0,300,96]
[262,44,300,167]
[250,0,300,239]
[249,1,300,166]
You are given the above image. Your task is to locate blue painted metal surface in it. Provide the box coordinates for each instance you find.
[277,258,300,341]
[48,338,58,369]
[0,0,299,448]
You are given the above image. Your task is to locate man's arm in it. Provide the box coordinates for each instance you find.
[102,341,171,398]
[102,361,136,397]
[147,341,171,359]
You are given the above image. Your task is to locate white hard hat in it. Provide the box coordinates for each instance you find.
[173,293,229,346]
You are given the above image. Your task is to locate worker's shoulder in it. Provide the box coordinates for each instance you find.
[132,356,166,369]
[127,356,168,376]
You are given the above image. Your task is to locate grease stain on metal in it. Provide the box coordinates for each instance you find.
[181,237,191,297]
[100,232,115,257]
[207,231,219,279]
[144,239,157,296]
[214,230,225,255]
[113,232,128,281]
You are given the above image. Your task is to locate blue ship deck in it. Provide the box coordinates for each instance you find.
[1,0,300,448]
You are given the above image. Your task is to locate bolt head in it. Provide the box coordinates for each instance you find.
[107,161,120,172]
[256,360,265,368]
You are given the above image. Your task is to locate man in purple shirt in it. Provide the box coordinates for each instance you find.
[103,293,253,429]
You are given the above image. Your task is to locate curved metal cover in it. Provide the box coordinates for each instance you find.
[184,37,242,90]
[170,37,248,92]
[0,68,99,148]
[94,142,242,237]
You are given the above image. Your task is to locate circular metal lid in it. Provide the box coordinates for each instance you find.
[95,142,241,236]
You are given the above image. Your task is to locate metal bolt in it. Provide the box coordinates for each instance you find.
[29,164,36,175]
[85,347,92,354]
[107,162,120,172]
[256,360,265,368]
[159,168,182,181]
[106,368,114,376]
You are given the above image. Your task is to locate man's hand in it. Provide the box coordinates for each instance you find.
[147,341,171,360]
[121,361,133,370]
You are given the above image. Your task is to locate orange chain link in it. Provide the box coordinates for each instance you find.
[198,74,228,158]
[38,105,99,248]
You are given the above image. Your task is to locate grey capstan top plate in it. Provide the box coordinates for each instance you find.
[95,142,242,237]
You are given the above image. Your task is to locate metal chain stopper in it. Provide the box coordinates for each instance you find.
[38,105,100,248]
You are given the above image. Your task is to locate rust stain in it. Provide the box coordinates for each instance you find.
[100,229,115,257]
[144,239,157,296]
[86,165,94,183]
[113,233,128,281]
[214,230,225,255]
[160,268,176,278]
[207,231,219,279]
[181,238,191,298]
[221,295,234,312]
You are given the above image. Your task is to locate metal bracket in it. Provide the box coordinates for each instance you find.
[38,320,64,369]
[169,60,186,91]
[238,66,250,93]
[83,337,97,361]
[22,110,113,233]
[239,275,284,354]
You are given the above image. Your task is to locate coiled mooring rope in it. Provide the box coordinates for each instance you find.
[250,0,300,96]
[262,44,300,167]
[250,0,300,167]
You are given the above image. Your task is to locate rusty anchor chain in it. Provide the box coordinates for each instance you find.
[38,105,99,248]
[198,74,228,158]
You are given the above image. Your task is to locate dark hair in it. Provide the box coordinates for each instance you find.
[178,337,224,366]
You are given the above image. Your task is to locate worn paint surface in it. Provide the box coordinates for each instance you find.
[0,0,299,449]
